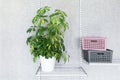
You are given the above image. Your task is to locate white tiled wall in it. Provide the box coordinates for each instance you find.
[0,0,81,80]
[81,0,120,80]
[1,0,120,80]
[80,0,120,59]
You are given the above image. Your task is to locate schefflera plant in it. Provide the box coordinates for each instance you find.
[26,6,69,63]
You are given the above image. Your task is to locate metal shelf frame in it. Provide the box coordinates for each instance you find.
[35,64,87,80]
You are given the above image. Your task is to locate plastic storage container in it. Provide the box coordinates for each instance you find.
[82,37,106,50]
[82,49,113,63]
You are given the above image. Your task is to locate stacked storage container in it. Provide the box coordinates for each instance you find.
[81,37,113,63]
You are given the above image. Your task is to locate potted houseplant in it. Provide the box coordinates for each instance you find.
[26,6,69,72]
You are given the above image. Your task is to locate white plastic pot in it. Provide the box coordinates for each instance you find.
[40,56,55,72]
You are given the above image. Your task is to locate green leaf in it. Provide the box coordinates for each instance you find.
[26,36,33,45]
[50,13,59,18]
[32,15,39,24]
[62,52,69,63]
[62,45,65,51]
[26,28,32,33]
[33,57,37,62]
[40,50,44,56]
[32,27,35,31]
[55,9,67,17]
[54,53,61,62]
[37,6,50,16]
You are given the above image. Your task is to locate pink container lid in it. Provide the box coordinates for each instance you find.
[82,37,107,50]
